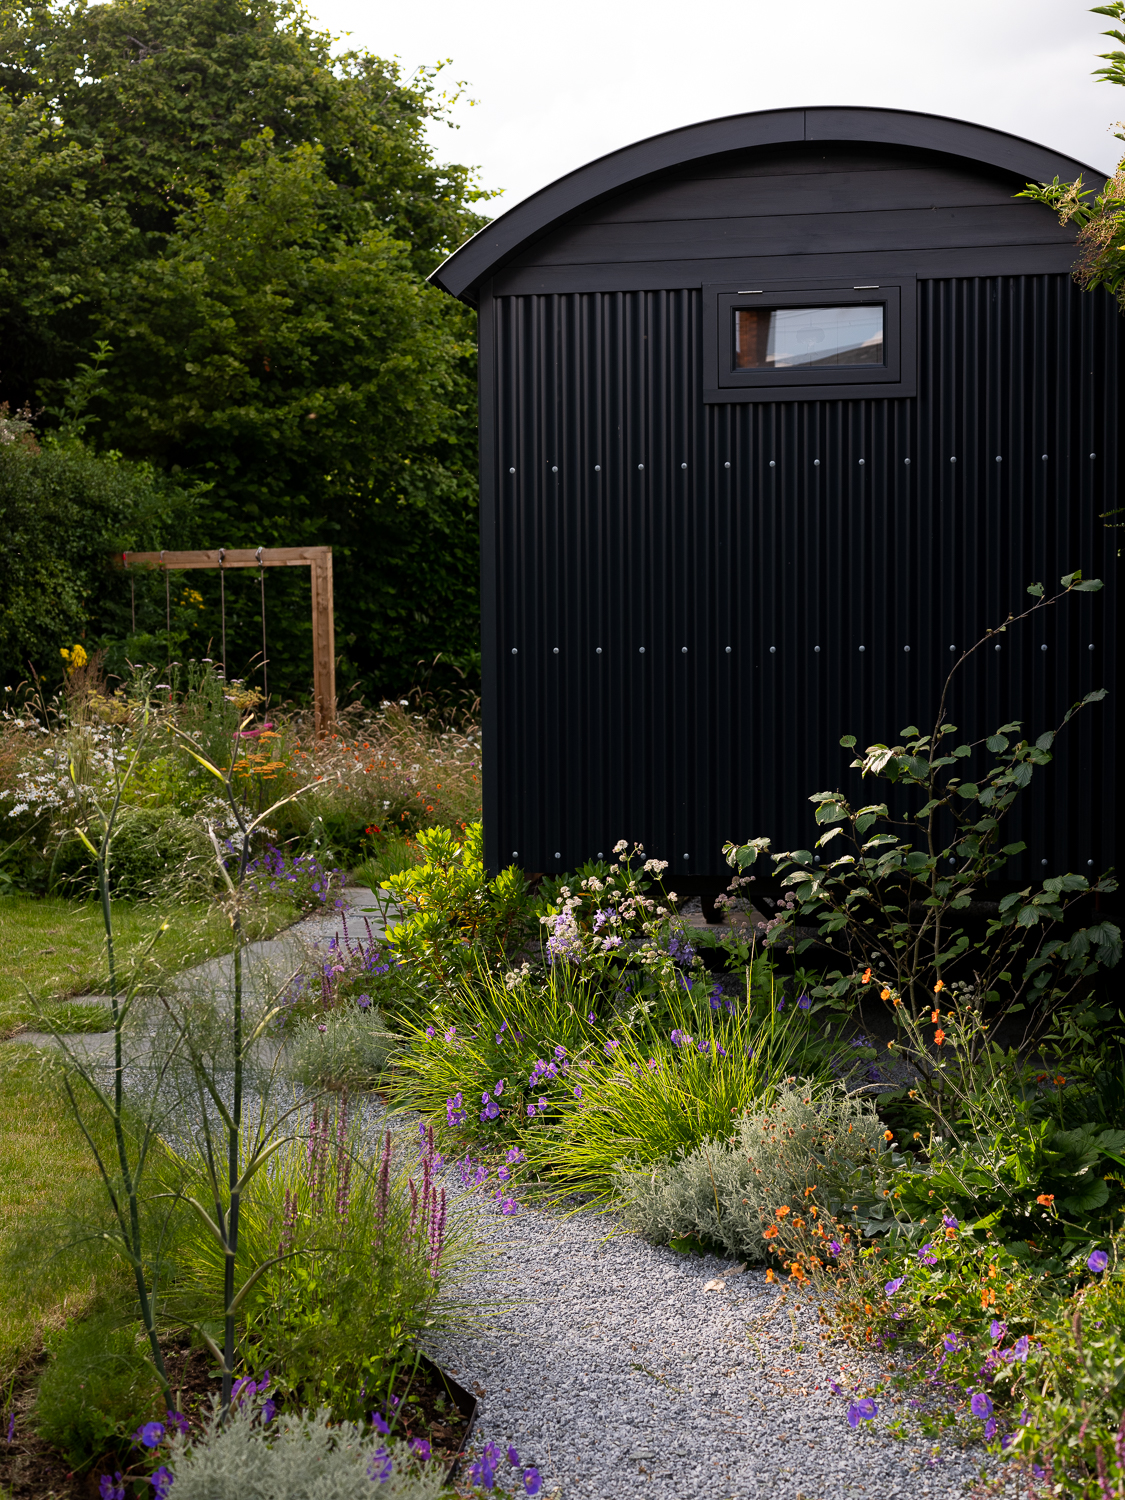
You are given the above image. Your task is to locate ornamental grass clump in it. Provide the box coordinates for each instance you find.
[614,1080,898,1261]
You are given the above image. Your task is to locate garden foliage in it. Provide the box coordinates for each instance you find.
[614,1082,899,1262]
[157,1385,446,1500]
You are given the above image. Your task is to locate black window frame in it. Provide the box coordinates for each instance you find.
[702,276,916,403]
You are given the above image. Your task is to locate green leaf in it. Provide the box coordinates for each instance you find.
[955,783,979,799]
[986,735,1010,753]
[899,725,920,738]
[951,744,973,758]
[1026,581,1045,597]
[839,734,857,748]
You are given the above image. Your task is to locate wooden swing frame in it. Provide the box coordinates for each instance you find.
[121,546,336,730]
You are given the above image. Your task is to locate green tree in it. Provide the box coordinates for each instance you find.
[0,0,488,702]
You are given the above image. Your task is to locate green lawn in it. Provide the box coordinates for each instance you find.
[0,1047,128,1381]
[0,892,301,1037]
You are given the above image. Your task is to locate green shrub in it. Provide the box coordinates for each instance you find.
[383,823,535,981]
[161,1385,447,1500]
[34,1313,162,1470]
[286,1005,397,1090]
[109,806,217,897]
[614,1080,898,1260]
[170,1105,474,1420]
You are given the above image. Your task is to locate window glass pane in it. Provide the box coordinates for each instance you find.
[733,305,885,370]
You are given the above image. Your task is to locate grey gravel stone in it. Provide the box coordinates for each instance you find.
[431,1198,997,1500]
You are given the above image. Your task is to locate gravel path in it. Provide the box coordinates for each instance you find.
[432,1199,993,1500]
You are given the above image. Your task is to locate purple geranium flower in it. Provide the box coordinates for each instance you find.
[917,1243,937,1265]
[574,1085,583,1099]
[412,1438,432,1461]
[970,1392,993,1419]
[989,1320,1006,1341]
[798,994,811,1010]
[508,1446,521,1466]
[494,1079,505,1097]
[884,1278,905,1297]
[983,1417,997,1441]
[1088,1249,1109,1274]
[847,1398,877,1426]
[99,1476,125,1500]
[372,1412,391,1435]
[943,1333,959,1352]
[368,1446,393,1482]
[524,1467,542,1495]
[134,1421,165,1449]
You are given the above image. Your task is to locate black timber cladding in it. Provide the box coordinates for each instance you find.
[433,108,1123,882]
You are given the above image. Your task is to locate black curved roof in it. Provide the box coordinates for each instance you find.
[430,105,1098,305]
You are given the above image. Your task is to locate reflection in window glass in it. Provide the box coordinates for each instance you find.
[733,305,885,370]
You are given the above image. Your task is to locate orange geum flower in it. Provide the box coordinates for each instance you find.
[934,1028,946,1046]
[776,1205,791,1218]
[1054,1076,1066,1088]
[931,1009,940,1023]
[1036,1193,1055,1206]
[934,979,945,992]
[884,1130,894,1142]
[861,968,872,984]
[763,1225,779,1239]
[766,1268,776,1283]
[880,987,892,1000]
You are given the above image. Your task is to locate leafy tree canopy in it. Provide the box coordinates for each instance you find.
[0,0,489,704]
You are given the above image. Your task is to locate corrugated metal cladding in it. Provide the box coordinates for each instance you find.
[488,275,1119,885]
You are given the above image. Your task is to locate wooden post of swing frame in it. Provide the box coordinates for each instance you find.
[120,547,336,731]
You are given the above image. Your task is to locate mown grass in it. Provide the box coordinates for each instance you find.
[0,1048,127,1381]
[0,892,303,1037]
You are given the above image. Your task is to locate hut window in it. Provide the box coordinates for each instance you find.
[732,305,885,371]
[704,276,916,403]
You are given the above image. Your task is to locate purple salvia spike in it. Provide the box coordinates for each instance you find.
[336,1155,352,1223]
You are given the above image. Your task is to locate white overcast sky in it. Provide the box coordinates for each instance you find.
[310,0,1122,216]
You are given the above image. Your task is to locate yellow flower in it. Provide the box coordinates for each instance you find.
[60,643,88,672]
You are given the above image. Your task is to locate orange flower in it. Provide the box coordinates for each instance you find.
[763,1225,779,1239]
[766,1268,776,1283]
[880,987,892,1001]
[934,1028,946,1046]
[931,1009,940,1023]
[1036,1193,1055,1206]
[861,968,872,984]
[1054,1076,1066,1088]
[981,1287,996,1308]
[934,979,945,993]
[945,1226,957,1239]
[776,1205,791,1218]
[883,1130,894,1142]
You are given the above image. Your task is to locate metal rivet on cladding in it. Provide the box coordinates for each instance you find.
[1090,453,1097,459]
[681,462,688,469]
[1041,858,1048,866]
[904,645,911,653]
[553,647,559,655]
[554,852,561,860]
[724,461,731,469]
[595,464,601,472]
[814,645,821,653]
[725,646,732,653]
[949,644,956,652]
[681,646,688,654]
[904,458,911,466]
[512,850,518,858]
[509,466,515,474]
[639,646,645,654]
[551,465,558,473]
[598,852,604,859]
[995,455,1002,462]
[1040,644,1048,652]
[813,459,821,466]
[858,645,866,652]
[1041,455,1048,461]
[637,463,644,471]
[1089,643,1096,650]
[511,647,518,654]
[768,460,776,468]
[683,853,689,860]
[1088,859,1095,866]
[950,456,957,463]
[769,646,776,654]
[858,458,865,466]
[595,647,602,654]
[994,644,1001,652]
